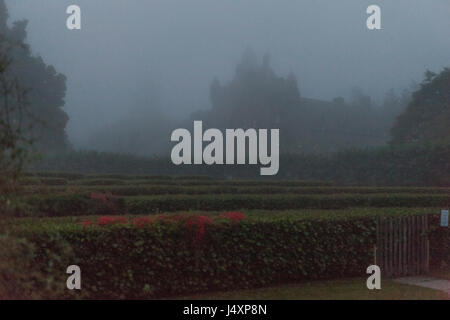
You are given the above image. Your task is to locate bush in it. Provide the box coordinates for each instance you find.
[27,143,450,186]
[14,213,376,298]
[24,172,85,180]
[27,194,126,217]
[72,179,126,186]
[51,185,450,196]
[0,234,76,299]
[124,194,449,214]
[23,193,449,216]
[14,212,448,299]
[20,178,68,186]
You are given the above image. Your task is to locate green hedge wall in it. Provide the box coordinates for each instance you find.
[125,194,449,214]
[25,193,450,216]
[23,185,450,197]
[18,217,376,298]
[28,143,450,186]
[15,213,449,299]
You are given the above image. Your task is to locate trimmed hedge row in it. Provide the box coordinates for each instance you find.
[24,185,450,196]
[25,193,450,216]
[27,144,450,186]
[125,194,450,214]
[15,215,377,298]
[20,178,69,186]
[21,177,334,187]
[13,212,449,299]
[24,172,214,181]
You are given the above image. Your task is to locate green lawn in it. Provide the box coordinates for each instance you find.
[176,278,449,300]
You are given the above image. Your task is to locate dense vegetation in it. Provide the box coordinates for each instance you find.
[0,0,448,301]
[391,68,450,145]
[0,173,447,299]
[4,206,448,299]
[29,142,450,186]
[0,1,69,152]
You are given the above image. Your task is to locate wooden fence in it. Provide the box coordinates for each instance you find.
[376,215,429,277]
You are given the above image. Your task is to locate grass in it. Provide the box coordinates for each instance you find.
[176,277,449,300]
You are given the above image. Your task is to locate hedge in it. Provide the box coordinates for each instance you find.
[69,179,333,187]
[27,143,450,186]
[25,193,450,216]
[20,178,68,186]
[14,215,376,298]
[124,194,450,214]
[24,172,213,181]
[23,185,450,197]
[12,212,449,299]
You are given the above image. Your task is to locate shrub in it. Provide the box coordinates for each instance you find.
[22,193,450,217]
[0,234,76,299]
[27,144,450,186]
[20,178,68,186]
[15,213,375,298]
[27,194,126,216]
[64,185,450,196]
[9,211,448,299]
[124,194,449,214]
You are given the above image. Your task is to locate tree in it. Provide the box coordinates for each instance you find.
[391,68,450,144]
[0,0,69,208]
[0,33,31,198]
[0,0,69,152]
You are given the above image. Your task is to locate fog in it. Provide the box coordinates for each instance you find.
[5,0,450,150]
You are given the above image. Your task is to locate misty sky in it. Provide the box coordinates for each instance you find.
[5,0,450,148]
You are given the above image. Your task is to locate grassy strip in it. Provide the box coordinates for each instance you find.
[176,277,449,300]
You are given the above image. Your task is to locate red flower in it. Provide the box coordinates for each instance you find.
[185,215,212,242]
[90,193,108,204]
[97,216,128,226]
[220,211,245,222]
[132,217,153,228]
[155,214,185,223]
[79,220,92,227]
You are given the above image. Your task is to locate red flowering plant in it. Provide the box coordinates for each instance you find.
[78,220,93,227]
[97,216,128,226]
[90,192,108,204]
[155,214,186,224]
[185,215,212,243]
[220,211,245,222]
[132,217,153,228]
[77,212,244,245]
[89,192,124,214]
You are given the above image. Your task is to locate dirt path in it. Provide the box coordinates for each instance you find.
[395,276,450,297]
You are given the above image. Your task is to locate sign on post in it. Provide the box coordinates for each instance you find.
[441,209,449,227]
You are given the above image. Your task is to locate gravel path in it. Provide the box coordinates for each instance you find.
[395,276,450,297]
